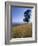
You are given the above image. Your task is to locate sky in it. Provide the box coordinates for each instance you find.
[11,6,32,24]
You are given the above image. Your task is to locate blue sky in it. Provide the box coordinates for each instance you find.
[11,6,32,24]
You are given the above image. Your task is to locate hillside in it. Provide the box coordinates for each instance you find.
[11,23,32,38]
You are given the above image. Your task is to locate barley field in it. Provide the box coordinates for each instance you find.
[11,23,32,38]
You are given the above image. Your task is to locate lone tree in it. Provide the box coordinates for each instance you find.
[23,9,31,23]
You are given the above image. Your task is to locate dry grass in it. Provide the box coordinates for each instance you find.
[11,23,32,38]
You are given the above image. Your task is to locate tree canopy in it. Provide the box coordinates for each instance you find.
[23,9,31,23]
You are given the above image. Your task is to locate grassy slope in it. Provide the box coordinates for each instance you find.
[11,23,32,38]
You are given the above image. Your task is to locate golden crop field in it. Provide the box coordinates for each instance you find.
[11,23,32,38]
